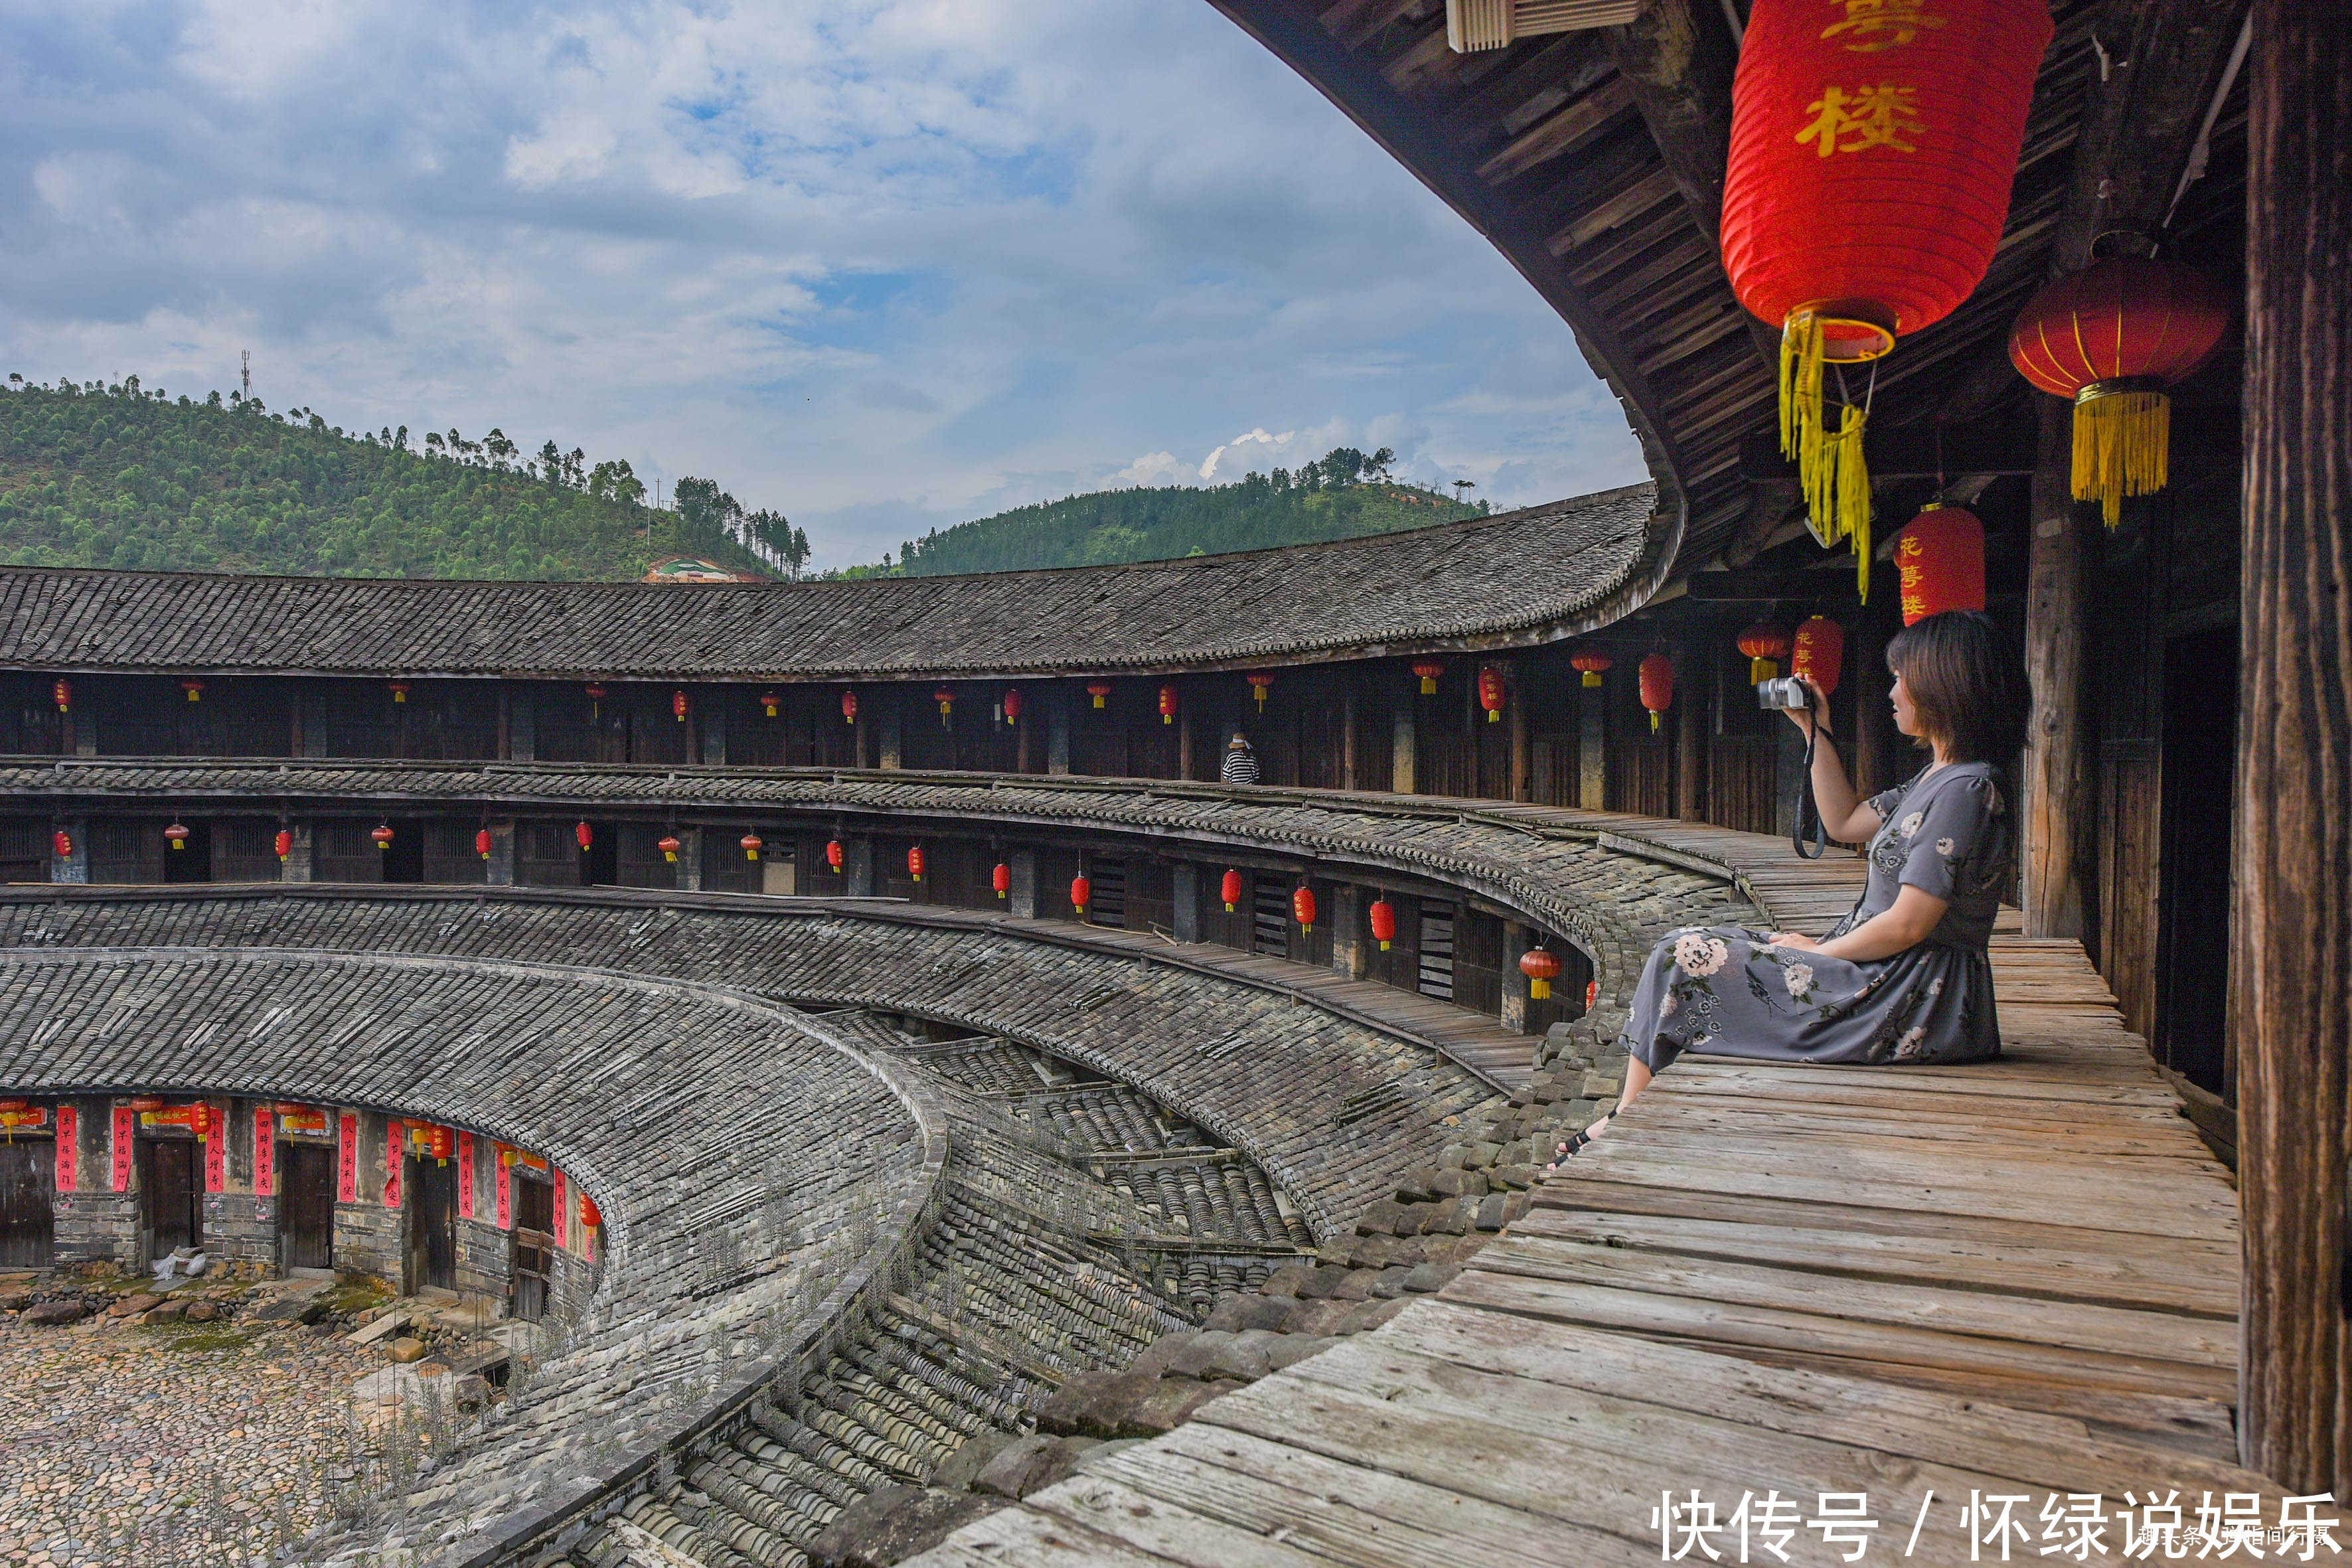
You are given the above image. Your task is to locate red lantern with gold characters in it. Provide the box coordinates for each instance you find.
[1722,0,2051,588]
[51,830,71,861]
[1087,682,1113,710]
[370,823,394,849]
[2007,256,2232,526]
[1368,898,1397,951]
[1738,623,1792,684]
[759,692,781,718]
[1477,667,1506,724]
[1070,876,1091,917]
[1893,505,1986,626]
[388,680,410,704]
[52,678,68,714]
[1246,672,1273,711]
[1002,688,1022,726]
[181,678,204,703]
[1570,649,1613,689]
[425,1124,455,1165]
[1158,684,1178,726]
[742,833,765,862]
[165,821,190,850]
[840,690,858,726]
[825,838,844,872]
[992,862,1010,900]
[1221,868,1243,912]
[475,827,492,860]
[1519,948,1562,1000]
[1638,653,1676,732]
[277,828,295,862]
[658,834,682,863]
[1793,617,1845,696]
[935,688,955,725]
[575,821,592,852]
[672,690,689,723]
[1411,660,1445,696]
[907,846,925,883]
[1292,886,1316,933]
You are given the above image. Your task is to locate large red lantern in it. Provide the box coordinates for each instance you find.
[825,838,843,872]
[672,690,689,723]
[277,829,295,862]
[1723,0,2051,588]
[52,678,68,714]
[935,688,955,725]
[1893,505,1986,626]
[1246,672,1273,710]
[840,690,858,725]
[992,862,1010,899]
[370,823,394,849]
[1638,653,1675,732]
[1519,948,1562,1000]
[1368,898,1397,951]
[759,692,781,718]
[1737,623,1792,684]
[180,678,204,703]
[2007,256,2233,527]
[1411,660,1445,695]
[907,846,925,883]
[575,821,592,852]
[165,821,190,850]
[658,834,682,863]
[1292,886,1316,933]
[1569,649,1613,689]
[1001,688,1022,726]
[1070,876,1091,917]
[1087,682,1113,710]
[743,833,765,863]
[1158,684,1178,726]
[1476,667,1506,723]
[475,828,491,860]
[1792,617,1845,696]
[1220,868,1243,912]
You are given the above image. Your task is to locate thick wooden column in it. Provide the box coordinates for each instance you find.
[1391,700,1417,795]
[1508,667,1532,803]
[1851,614,1887,801]
[1578,680,1607,809]
[1675,642,1705,821]
[2022,394,2094,937]
[1342,687,1360,791]
[2237,0,2352,1498]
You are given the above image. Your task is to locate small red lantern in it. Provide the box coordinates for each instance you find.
[165,821,190,850]
[1245,672,1273,710]
[180,678,204,703]
[370,823,394,849]
[426,1125,454,1165]
[1586,979,1599,1011]
[51,678,68,714]
[934,688,955,726]
[658,834,682,862]
[50,830,70,860]
[825,838,844,872]
[1158,684,1178,726]
[1569,649,1613,689]
[759,692,781,718]
[992,862,1010,899]
[275,828,294,862]
[1087,682,1113,710]
[1476,666,1506,722]
[1638,653,1675,733]
[475,828,492,860]
[1292,886,1316,933]
[1520,948,1562,1000]
[1368,898,1397,951]
[1792,617,1845,696]
[581,1195,602,1229]
[840,690,858,725]
[1070,876,1091,917]
[1737,623,1792,684]
[585,682,607,718]
[388,681,410,704]
[672,690,689,723]
[2008,256,2233,527]
[189,1102,216,1141]
[1220,868,1243,912]
[742,833,765,862]
[907,846,925,883]
[1411,660,1445,695]
[575,821,592,851]
[1002,688,1022,725]
[1893,505,1986,627]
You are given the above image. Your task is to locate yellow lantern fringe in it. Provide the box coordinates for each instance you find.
[2072,387,2169,528]
[1779,310,1877,603]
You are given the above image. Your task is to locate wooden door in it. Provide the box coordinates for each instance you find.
[510,1177,554,1322]
[0,1140,54,1269]
[278,1142,335,1271]
[139,1138,201,1261]
[404,1157,457,1293]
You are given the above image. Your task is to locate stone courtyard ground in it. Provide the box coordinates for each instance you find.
[0,1271,391,1567]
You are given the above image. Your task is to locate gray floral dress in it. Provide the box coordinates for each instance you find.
[1619,761,2010,1073]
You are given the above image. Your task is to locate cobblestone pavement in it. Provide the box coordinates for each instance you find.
[0,1285,382,1568]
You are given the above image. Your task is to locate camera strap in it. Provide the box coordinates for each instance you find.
[1792,717,1828,860]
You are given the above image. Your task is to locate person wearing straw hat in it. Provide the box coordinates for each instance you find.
[1220,732,1261,786]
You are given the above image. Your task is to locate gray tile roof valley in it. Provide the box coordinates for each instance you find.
[0,485,1660,679]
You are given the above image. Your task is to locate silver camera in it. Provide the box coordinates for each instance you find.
[1757,676,1811,711]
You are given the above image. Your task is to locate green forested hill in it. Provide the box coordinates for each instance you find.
[0,378,770,580]
[864,446,1486,578]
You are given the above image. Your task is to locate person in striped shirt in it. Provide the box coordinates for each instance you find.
[1221,732,1261,785]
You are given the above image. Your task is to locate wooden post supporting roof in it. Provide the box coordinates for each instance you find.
[2236,0,2351,1498]
[2022,396,2094,939]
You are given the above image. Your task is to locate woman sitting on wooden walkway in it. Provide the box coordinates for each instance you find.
[1552,610,2027,1168]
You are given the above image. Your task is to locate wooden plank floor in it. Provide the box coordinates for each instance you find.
[915,815,2287,1568]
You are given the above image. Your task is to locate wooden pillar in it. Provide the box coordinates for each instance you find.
[1342,687,1360,791]
[1008,849,1038,919]
[1578,680,1607,810]
[48,817,87,884]
[1499,920,1529,1033]
[483,821,514,888]
[676,826,704,893]
[2023,393,2094,937]
[876,697,902,771]
[1851,614,1888,801]
[1509,668,1532,803]
[844,837,874,898]
[1675,642,1705,822]
[1172,862,1202,943]
[1327,884,1368,980]
[506,688,535,763]
[279,821,314,884]
[698,696,725,766]
[1015,702,1035,774]
[1391,700,1417,795]
[1046,688,1071,777]
[2237,0,2352,1498]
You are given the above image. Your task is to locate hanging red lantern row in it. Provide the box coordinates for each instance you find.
[672,690,689,723]
[1722,0,2050,595]
[180,678,204,703]
[840,690,858,726]
[575,821,593,851]
[1220,868,1243,912]
[742,833,765,862]
[1411,660,1445,696]
[1087,682,1113,710]
[52,678,69,714]
[907,846,925,883]
[370,823,394,849]
[1070,876,1091,917]
[475,827,492,860]
[1477,667,1506,723]
[1002,688,1022,726]
[1737,623,1792,684]
[992,862,1010,900]
[759,691,781,718]
[51,830,71,861]
[1570,649,1613,688]
[2007,256,2232,527]
[1893,505,1986,625]
[388,681,411,704]
[1368,898,1397,951]
[935,688,955,724]
[1519,948,1562,1000]
[1158,684,1178,726]
[276,828,295,862]
[825,839,844,872]
[1793,617,1845,695]
[165,821,190,850]
[658,834,682,863]
[1638,653,1676,732]
[1292,886,1316,933]
[1246,672,1273,711]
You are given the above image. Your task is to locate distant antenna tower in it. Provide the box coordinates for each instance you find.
[240,351,251,400]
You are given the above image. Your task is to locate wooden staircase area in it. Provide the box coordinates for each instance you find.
[915,815,2294,1568]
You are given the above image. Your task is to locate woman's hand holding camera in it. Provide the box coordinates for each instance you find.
[1776,676,1832,738]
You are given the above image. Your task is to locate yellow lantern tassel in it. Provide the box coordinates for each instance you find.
[1836,402,1871,604]
[1781,308,1879,602]
[1649,712,1661,733]
[1750,658,1776,684]
[2072,386,2169,528]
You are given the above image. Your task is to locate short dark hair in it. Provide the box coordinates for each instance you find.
[1884,610,2027,764]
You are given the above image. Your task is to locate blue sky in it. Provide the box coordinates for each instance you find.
[1,0,1644,568]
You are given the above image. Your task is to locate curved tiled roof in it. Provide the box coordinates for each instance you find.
[0,486,1661,680]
